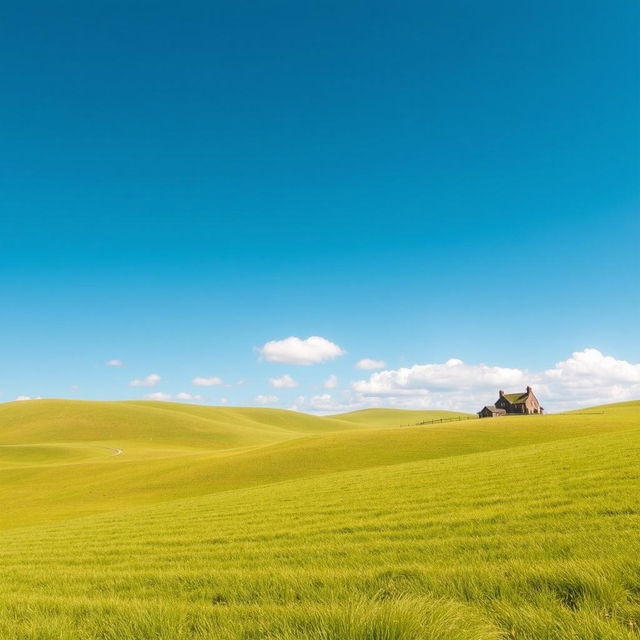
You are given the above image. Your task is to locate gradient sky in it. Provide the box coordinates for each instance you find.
[1,1,638,412]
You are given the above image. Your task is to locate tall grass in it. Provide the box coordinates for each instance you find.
[0,401,638,638]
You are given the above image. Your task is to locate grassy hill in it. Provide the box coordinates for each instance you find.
[0,399,372,448]
[331,407,469,426]
[0,399,638,638]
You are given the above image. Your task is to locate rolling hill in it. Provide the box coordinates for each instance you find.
[0,399,638,639]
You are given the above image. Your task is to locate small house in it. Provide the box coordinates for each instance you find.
[478,386,543,418]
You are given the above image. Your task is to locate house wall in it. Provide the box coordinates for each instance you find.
[479,407,505,418]
[524,392,540,414]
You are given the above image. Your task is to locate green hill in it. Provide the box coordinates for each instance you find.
[0,399,366,448]
[0,399,638,639]
[331,407,470,426]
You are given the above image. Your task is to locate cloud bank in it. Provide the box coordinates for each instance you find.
[290,348,640,414]
[539,348,640,408]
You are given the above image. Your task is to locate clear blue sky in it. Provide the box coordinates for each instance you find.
[1,1,638,411]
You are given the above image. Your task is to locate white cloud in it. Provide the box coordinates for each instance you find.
[219,397,229,404]
[349,348,640,412]
[142,391,204,403]
[323,374,338,389]
[309,394,335,411]
[144,392,172,401]
[258,336,345,365]
[288,395,306,412]
[295,392,375,414]
[192,376,224,387]
[539,348,640,408]
[130,373,161,387]
[269,374,298,389]
[176,392,204,402]
[15,395,38,401]
[353,358,524,396]
[255,394,278,405]
[545,348,640,384]
[356,358,387,370]
[308,393,367,412]
[106,359,124,367]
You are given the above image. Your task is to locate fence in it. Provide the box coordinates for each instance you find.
[408,415,478,427]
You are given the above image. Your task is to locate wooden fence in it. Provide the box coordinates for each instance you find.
[408,415,478,427]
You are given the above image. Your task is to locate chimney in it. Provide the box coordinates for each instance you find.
[499,390,504,397]
[526,386,532,394]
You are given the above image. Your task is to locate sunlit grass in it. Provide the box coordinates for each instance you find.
[0,399,638,638]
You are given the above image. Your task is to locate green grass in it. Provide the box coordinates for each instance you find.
[0,399,638,639]
[331,408,469,426]
[0,400,373,448]
[0,443,114,466]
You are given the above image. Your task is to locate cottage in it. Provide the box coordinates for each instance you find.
[478,405,507,418]
[478,386,543,418]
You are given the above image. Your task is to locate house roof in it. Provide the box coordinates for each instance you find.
[480,405,507,414]
[503,392,528,404]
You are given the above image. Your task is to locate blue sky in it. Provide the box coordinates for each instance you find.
[1,1,638,412]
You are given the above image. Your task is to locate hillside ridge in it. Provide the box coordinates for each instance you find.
[0,399,638,530]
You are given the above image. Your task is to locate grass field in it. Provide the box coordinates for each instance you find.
[0,399,638,639]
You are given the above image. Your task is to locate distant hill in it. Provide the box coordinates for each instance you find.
[0,398,638,529]
[0,399,371,449]
[332,407,471,425]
